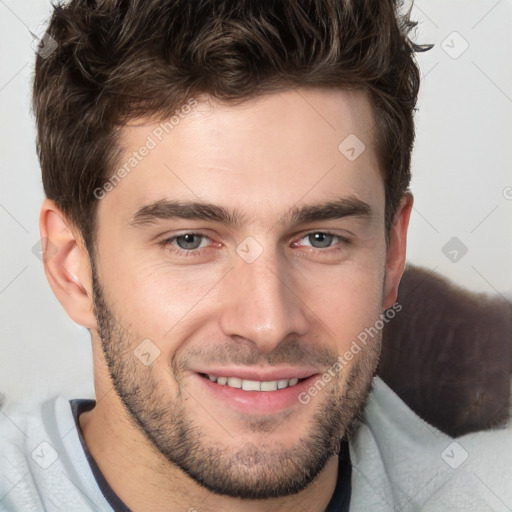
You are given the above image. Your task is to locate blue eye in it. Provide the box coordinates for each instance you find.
[173,233,209,250]
[160,233,212,255]
[299,232,350,250]
[304,232,336,248]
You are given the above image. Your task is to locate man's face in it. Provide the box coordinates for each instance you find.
[91,87,389,499]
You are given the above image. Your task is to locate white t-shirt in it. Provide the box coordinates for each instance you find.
[1,376,511,511]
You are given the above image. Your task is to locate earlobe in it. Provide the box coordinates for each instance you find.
[382,191,414,310]
[39,199,96,328]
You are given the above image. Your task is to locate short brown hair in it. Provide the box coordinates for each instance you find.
[33,0,431,251]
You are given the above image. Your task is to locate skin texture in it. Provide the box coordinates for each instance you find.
[41,87,412,512]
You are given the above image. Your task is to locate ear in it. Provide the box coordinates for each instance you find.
[382,191,413,310]
[39,199,96,328]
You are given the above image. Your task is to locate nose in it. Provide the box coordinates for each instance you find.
[218,250,310,353]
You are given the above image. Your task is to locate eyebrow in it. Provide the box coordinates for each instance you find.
[129,196,372,229]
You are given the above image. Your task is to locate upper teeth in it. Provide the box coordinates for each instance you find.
[207,375,300,391]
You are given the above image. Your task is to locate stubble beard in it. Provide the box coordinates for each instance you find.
[91,265,381,499]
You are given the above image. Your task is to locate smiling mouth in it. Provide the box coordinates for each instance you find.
[198,373,308,391]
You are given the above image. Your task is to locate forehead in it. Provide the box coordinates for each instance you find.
[101,87,383,227]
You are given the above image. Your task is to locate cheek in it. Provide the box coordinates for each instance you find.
[304,257,386,350]
[100,251,227,342]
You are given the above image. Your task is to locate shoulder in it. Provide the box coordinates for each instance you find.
[0,396,63,510]
[0,395,109,511]
[349,376,512,512]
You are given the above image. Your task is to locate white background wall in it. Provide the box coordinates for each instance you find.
[1,0,511,407]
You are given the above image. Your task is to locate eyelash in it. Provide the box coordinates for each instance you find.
[159,231,352,257]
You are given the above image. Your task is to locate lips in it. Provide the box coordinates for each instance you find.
[191,367,321,415]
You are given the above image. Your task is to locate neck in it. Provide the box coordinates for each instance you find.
[79,391,341,512]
